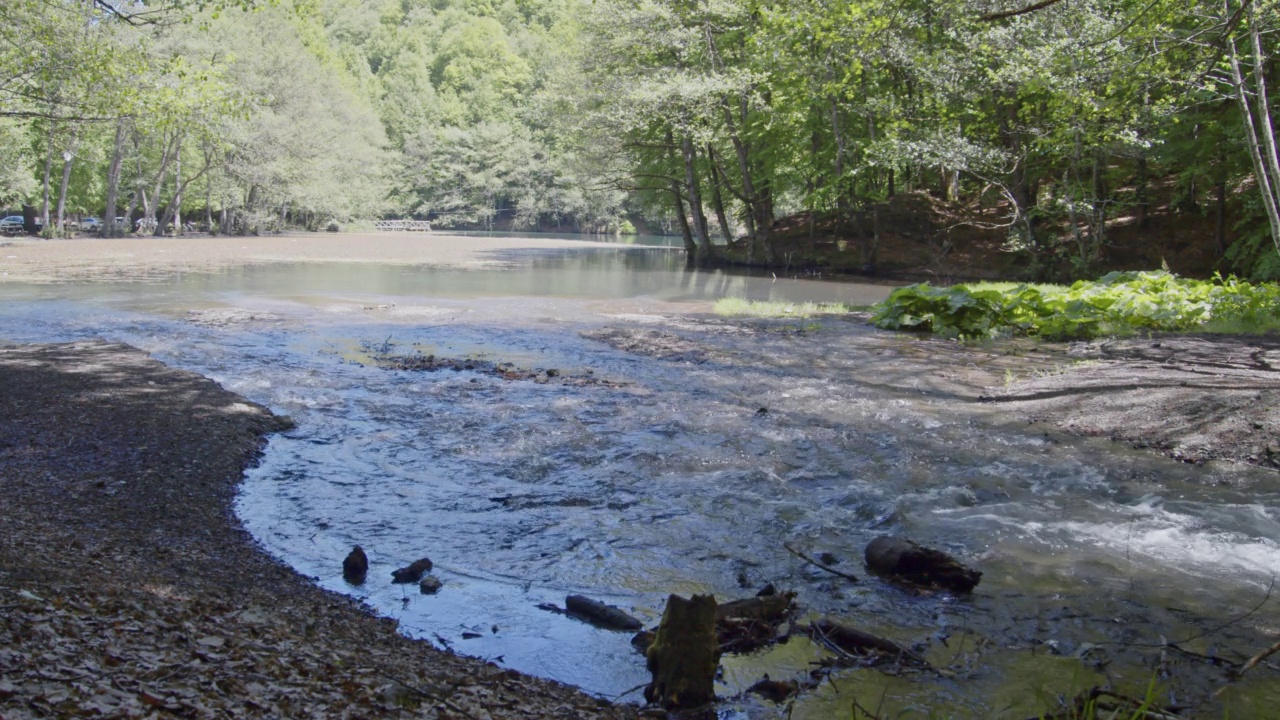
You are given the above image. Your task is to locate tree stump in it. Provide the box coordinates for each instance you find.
[644,594,719,709]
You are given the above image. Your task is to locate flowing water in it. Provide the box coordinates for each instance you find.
[0,241,1277,718]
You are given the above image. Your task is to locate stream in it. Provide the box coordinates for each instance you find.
[0,241,1277,718]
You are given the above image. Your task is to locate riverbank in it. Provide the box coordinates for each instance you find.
[0,340,636,719]
[1,234,1276,718]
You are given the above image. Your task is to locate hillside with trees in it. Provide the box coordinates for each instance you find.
[5,0,1280,280]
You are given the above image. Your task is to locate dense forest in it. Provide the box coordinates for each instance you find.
[5,0,1280,278]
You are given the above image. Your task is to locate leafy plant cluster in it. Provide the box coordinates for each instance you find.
[871,271,1280,339]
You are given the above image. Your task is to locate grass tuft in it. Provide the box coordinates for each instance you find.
[714,297,853,318]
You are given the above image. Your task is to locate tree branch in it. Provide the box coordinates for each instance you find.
[979,0,1067,22]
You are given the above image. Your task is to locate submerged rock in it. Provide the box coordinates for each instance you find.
[391,557,433,584]
[342,546,368,584]
[864,536,981,593]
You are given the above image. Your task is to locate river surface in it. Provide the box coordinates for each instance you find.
[0,240,1276,718]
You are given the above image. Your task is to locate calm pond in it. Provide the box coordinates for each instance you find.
[0,237,1275,718]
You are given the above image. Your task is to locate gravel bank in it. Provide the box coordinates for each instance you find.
[0,340,635,719]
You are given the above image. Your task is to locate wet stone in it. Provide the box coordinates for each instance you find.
[418,575,443,594]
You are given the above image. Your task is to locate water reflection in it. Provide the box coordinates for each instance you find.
[0,247,897,307]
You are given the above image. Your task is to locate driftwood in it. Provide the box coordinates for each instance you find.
[810,619,913,658]
[864,536,981,593]
[644,594,719,709]
[342,546,368,584]
[391,557,433,584]
[564,595,643,631]
[809,619,944,676]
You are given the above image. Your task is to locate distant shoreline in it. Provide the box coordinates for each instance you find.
[0,231,623,284]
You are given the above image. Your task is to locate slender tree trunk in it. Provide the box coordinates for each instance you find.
[40,120,56,232]
[54,127,79,234]
[1135,155,1149,229]
[1226,0,1280,252]
[681,135,714,264]
[1216,180,1228,256]
[721,100,770,262]
[173,155,182,234]
[706,144,733,247]
[103,118,127,237]
[665,130,697,261]
[146,133,179,230]
[157,156,212,237]
[242,184,258,235]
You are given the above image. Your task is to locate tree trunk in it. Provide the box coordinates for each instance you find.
[1135,155,1149,230]
[146,133,180,231]
[103,118,127,237]
[681,134,714,264]
[242,184,258,235]
[721,100,770,263]
[706,144,734,247]
[157,155,212,238]
[1216,179,1228,256]
[173,155,182,234]
[54,127,79,235]
[831,96,848,232]
[1226,0,1280,253]
[40,120,56,232]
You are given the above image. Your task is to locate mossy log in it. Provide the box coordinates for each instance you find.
[644,594,719,709]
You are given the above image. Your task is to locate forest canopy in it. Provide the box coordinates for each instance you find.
[5,0,1280,278]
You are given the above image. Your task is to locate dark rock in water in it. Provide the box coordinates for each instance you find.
[755,583,777,597]
[564,594,644,631]
[545,368,559,377]
[418,575,443,594]
[864,536,981,593]
[747,676,800,703]
[818,552,839,566]
[342,546,368,584]
[391,557,433,584]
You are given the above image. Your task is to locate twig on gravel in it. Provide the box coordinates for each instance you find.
[382,673,481,720]
[783,543,859,582]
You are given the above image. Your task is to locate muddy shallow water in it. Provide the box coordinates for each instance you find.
[0,242,1276,718]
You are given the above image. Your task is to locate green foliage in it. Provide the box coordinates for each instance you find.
[871,271,1280,340]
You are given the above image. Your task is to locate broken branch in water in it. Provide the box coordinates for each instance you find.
[783,543,859,582]
[1215,637,1280,697]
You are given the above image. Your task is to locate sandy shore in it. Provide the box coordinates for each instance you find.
[0,232,621,283]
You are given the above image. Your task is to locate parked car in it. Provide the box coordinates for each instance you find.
[78,217,103,232]
[0,215,24,233]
